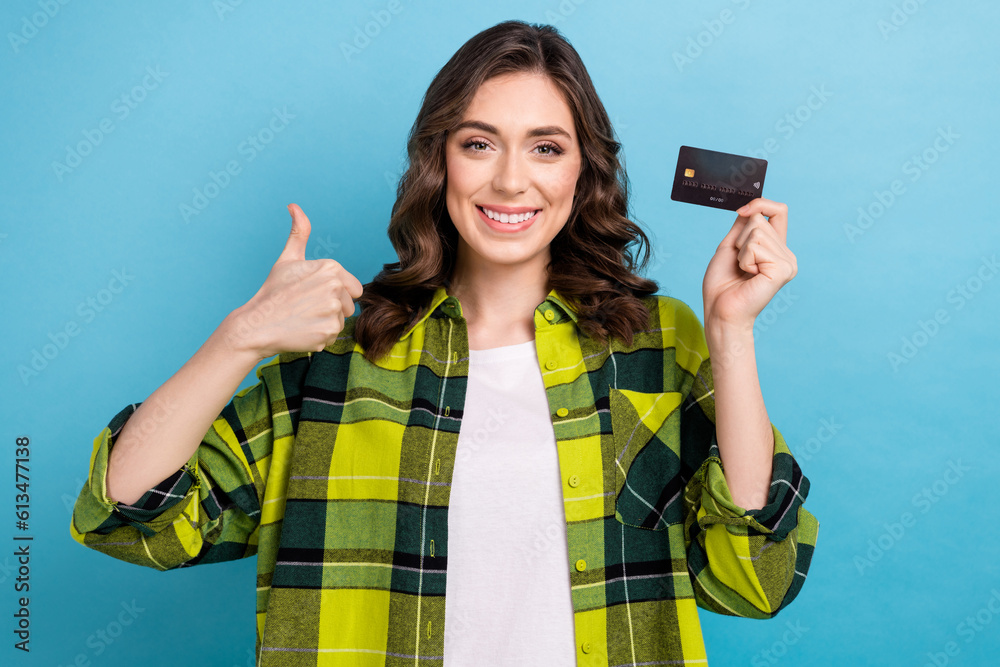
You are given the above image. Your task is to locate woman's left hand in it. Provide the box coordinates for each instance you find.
[702,197,797,329]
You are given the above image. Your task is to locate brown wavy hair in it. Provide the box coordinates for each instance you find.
[354,19,661,364]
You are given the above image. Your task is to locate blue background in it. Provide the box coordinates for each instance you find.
[2,1,998,665]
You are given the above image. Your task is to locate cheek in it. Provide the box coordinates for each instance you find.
[540,167,580,204]
[446,159,486,201]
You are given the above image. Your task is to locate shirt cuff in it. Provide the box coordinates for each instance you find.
[691,423,810,542]
[76,403,200,536]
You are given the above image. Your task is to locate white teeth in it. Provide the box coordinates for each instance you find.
[480,207,539,224]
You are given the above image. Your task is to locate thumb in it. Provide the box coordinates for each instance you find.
[277,203,311,262]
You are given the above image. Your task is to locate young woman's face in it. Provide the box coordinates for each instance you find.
[444,71,583,277]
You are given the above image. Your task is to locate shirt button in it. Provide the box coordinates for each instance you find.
[544,310,555,321]
[568,475,580,488]
[581,641,593,654]
[556,407,568,417]
[575,559,587,571]
[544,360,557,370]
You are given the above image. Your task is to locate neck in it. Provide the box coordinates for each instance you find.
[447,259,549,341]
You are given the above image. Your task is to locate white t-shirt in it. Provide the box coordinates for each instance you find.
[443,339,577,665]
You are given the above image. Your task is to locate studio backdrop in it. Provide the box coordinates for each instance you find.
[2,1,997,665]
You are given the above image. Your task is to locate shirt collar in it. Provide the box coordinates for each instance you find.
[400,285,580,341]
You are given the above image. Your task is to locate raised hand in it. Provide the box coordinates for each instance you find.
[226,203,365,359]
[701,197,797,330]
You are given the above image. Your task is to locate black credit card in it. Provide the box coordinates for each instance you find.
[669,145,767,211]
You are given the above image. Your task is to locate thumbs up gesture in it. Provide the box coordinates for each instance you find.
[226,204,364,359]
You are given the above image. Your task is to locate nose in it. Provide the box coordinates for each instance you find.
[492,149,528,195]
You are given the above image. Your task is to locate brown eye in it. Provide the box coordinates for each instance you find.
[462,139,490,152]
[536,142,563,156]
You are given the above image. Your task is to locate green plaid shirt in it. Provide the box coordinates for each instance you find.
[70,285,819,666]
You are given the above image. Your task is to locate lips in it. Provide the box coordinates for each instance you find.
[475,205,539,232]
[476,205,540,223]
[477,204,540,214]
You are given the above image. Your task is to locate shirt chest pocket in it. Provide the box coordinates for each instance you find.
[608,388,687,531]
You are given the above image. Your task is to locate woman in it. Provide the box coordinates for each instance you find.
[70,19,818,666]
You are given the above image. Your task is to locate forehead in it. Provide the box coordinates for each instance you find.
[461,72,576,135]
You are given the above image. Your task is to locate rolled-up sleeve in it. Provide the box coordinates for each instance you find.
[69,351,312,571]
[672,300,819,619]
[684,421,818,618]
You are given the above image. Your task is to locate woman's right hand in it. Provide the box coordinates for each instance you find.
[223,203,365,359]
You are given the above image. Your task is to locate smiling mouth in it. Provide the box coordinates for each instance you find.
[476,205,541,224]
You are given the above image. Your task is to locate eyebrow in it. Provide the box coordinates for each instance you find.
[451,119,572,140]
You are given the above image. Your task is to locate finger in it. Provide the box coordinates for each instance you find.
[321,267,363,302]
[718,213,748,250]
[738,229,793,278]
[737,240,760,274]
[734,213,779,250]
[338,284,357,317]
[278,203,312,262]
[345,272,365,300]
[328,312,346,343]
[736,197,788,245]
